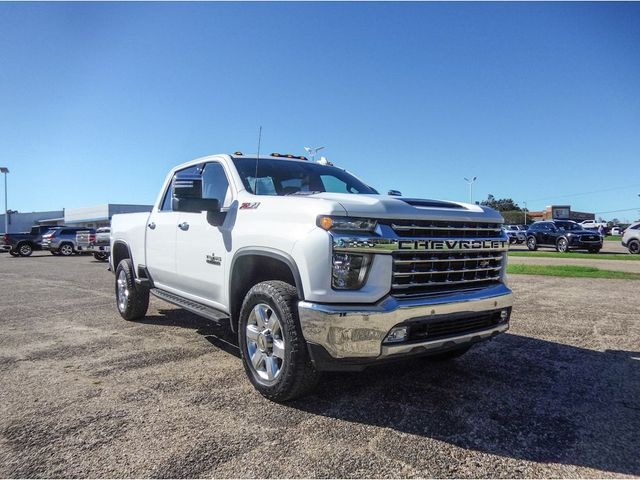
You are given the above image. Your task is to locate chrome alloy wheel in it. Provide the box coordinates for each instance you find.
[19,244,32,255]
[245,303,285,383]
[60,244,73,256]
[116,269,129,312]
[557,238,568,252]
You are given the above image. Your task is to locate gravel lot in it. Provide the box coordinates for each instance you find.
[0,252,638,478]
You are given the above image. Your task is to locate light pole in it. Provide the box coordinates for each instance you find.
[304,146,325,162]
[463,176,477,204]
[523,201,527,225]
[1,167,8,234]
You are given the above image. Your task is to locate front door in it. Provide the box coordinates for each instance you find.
[174,162,233,311]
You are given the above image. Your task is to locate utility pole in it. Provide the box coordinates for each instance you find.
[523,201,527,225]
[463,176,477,204]
[0,167,8,234]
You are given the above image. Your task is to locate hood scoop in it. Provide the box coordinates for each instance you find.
[400,198,465,210]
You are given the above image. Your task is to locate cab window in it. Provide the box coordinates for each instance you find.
[159,165,201,211]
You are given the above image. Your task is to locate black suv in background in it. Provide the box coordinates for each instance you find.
[526,220,603,253]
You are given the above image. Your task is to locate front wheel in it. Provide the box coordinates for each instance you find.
[59,243,74,256]
[556,237,569,253]
[115,259,149,320]
[628,240,640,255]
[526,236,538,251]
[238,281,319,402]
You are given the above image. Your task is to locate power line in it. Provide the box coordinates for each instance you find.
[525,183,640,203]
[594,207,640,215]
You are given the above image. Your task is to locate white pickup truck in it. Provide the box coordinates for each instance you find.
[110,152,513,401]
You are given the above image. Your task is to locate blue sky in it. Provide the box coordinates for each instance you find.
[1,2,639,220]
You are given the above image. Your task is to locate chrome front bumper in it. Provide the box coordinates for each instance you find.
[298,283,513,362]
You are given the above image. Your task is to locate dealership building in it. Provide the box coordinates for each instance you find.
[0,204,152,234]
[527,205,595,223]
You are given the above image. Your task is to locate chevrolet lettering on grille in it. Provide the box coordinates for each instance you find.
[398,239,508,251]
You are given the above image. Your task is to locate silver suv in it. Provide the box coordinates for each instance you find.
[42,227,95,256]
[621,222,640,254]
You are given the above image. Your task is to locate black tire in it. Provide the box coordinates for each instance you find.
[426,345,471,361]
[629,239,640,255]
[9,250,19,257]
[17,242,33,257]
[526,235,538,251]
[238,280,319,402]
[115,259,149,321]
[94,252,109,262]
[556,237,569,253]
[58,243,74,256]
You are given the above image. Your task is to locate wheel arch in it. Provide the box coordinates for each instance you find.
[229,248,304,332]
[112,241,132,271]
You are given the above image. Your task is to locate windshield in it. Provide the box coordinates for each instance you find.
[232,158,378,196]
[555,221,583,231]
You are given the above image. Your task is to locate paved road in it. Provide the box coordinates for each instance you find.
[0,253,638,478]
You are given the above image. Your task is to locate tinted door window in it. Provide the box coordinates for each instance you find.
[202,163,231,206]
[160,165,202,211]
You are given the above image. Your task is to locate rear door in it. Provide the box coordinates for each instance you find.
[145,165,201,289]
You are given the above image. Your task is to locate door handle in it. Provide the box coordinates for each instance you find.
[148,222,156,230]
[178,222,189,231]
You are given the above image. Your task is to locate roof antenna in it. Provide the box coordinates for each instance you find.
[253,126,262,195]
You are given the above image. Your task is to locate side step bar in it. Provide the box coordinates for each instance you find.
[151,288,230,323]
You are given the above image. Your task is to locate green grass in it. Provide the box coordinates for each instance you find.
[605,235,622,241]
[509,251,640,261]
[507,264,640,280]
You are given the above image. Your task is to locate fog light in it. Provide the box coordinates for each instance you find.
[500,309,509,321]
[384,326,408,343]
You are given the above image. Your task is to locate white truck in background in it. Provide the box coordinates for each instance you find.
[110,152,513,401]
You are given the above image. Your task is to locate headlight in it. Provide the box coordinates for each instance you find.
[317,216,377,233]
[331,253,371,289]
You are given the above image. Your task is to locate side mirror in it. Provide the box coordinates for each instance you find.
[172,197,220,213]
[388,189,402,196]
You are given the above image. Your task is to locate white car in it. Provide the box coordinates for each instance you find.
[611,227,621,236]
[580,219,607,231]
[110,152,513,400]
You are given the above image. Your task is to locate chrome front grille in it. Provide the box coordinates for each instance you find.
[391,250,505,299]
[387,219,503,238]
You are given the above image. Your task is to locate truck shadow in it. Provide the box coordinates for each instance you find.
[137,309,639,474]
[292,333,640,475]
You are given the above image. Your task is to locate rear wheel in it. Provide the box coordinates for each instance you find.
[556,237,569,253]
[629,239,640,255]
[18,243,33,257]
[115,259,149,320]
[59,243,74,256]
[94,252,109,262]
[9,250,19,257]
[526,236,538,251]
[238,280,319,402]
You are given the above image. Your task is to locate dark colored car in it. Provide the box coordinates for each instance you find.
[42,227,95,256]
[3,225,60,257]
[526,220,603,253]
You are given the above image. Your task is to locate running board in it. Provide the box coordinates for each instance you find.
[151,288,230,323]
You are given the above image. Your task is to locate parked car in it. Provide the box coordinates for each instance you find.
[42,227,95,256]
[621,222,640,254]
[76,227,111,261]
[504,225,526,244]
[110,152,512,401]
[3,225,60,257]
[580,219,608,231]
[526,220,603,253]
[610,226,622,236]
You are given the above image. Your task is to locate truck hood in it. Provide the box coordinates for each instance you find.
[300,193,504,223]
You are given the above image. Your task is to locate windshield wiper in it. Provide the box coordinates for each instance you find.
[284,191,322,196]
